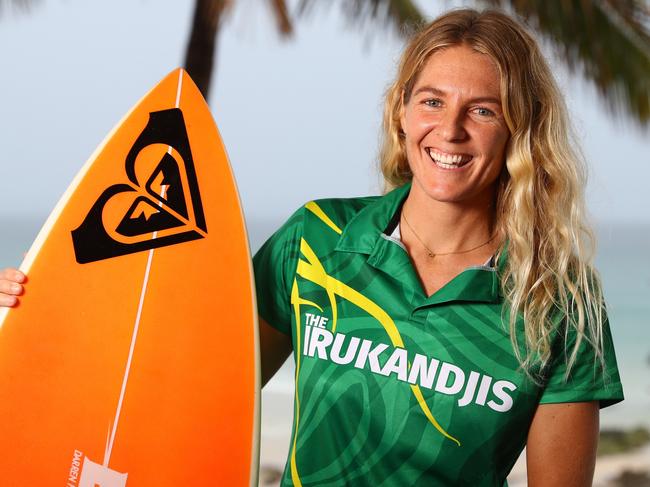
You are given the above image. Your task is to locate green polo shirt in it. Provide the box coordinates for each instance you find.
[253,184,623,487]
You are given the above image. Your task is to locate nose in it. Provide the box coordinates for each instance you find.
[437,107,467,142]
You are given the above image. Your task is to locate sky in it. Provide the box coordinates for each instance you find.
[0,0,648,234]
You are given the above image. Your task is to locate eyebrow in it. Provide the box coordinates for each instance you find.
[412,86,501,105]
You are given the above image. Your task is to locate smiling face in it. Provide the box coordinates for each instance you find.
[400,44,510,208]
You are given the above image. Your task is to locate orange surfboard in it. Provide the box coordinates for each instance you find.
[0,69,259,486]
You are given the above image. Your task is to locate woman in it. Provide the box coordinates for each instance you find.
[1,8,623,486]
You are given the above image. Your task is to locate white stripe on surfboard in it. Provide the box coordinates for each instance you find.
[104,69,184,466]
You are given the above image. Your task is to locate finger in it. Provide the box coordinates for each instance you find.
[0,280,23,296]
[0,268,25,283]
[11,269,26,283]
[0,294,18,307]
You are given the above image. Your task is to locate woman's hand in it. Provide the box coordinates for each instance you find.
[526,401,600,486]
[0,268,25,307]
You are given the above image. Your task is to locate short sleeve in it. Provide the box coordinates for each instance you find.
[252,207,304,335]
[539,308,624,408]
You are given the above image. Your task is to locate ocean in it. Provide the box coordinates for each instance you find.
[1,216,648,432]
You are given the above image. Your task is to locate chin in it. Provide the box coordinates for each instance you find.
[423,184,491,206]
[418,180,462,202]
[414,174,497,206]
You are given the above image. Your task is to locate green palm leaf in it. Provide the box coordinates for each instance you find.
[298,0,426,36]
[484,0,650,125]
[0,0,38,13]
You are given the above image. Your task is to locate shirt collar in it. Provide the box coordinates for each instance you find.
[334,183,504,305]
[335,183,410,254]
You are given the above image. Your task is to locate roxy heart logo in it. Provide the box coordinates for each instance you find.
[72,108,207,263]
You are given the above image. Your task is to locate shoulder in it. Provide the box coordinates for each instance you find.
[300,195,379,234]
[255,195,380,256]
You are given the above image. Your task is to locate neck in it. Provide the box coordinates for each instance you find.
[401,184,497,253]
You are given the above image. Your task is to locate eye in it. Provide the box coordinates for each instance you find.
[424,98,442,108]
[473,106,495,117]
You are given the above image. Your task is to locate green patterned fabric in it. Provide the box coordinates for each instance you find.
[253,184,623,487]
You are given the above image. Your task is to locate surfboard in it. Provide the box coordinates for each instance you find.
[0,69,259,486]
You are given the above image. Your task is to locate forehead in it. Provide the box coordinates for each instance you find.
[412,45,501,99]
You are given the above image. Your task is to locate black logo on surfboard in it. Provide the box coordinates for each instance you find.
[71,108,207,264]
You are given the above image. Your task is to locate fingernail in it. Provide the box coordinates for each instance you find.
[11,284,21,293]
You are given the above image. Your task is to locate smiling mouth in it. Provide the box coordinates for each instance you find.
[426,149,473,169]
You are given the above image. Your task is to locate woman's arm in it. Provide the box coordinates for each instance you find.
[259,317,293,387]
[526,401,600,486]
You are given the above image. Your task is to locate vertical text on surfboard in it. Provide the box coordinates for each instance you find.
[67,450,127,487]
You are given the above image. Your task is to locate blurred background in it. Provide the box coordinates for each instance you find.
[1,0,648,485]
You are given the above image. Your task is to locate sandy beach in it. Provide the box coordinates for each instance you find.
[507,445,650,487]
[259,388,293,486]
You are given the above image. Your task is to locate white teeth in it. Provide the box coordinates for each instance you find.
[427,149,471,167]
[436,161,457,169]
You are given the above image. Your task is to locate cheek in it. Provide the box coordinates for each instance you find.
[482,128,509,160]
[403,110,437,141]
[484,134,509,179]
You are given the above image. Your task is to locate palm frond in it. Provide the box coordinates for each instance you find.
[0,0,39,15]
[298,0,425,38]
[483,0,650,125]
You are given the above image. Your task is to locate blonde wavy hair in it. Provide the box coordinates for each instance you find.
[381,8,605,378]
